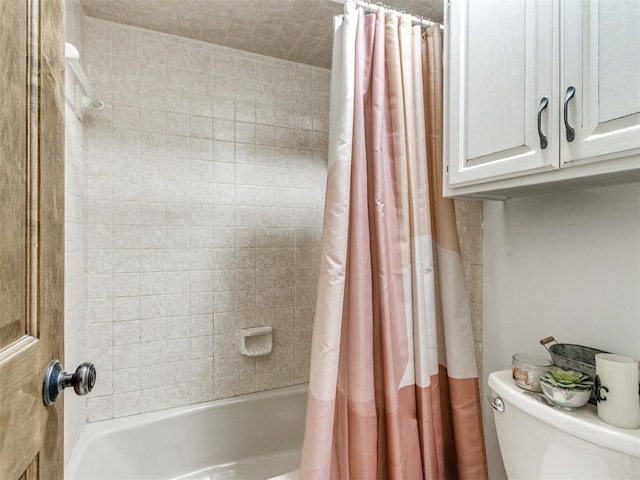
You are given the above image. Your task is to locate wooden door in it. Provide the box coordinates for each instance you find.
[445,0,560,188]
[561,0,640,167]
[0,0,65,479]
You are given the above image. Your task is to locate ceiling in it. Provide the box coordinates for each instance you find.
[79,0,444,69]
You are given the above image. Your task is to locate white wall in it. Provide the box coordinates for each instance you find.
[82,18,329,421]
[482,182,640,479]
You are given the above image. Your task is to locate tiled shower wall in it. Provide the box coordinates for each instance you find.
[455,200,484,383]
[64,0,88,464]
[83,18,328,420]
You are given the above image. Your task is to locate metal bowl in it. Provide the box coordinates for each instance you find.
[540,379,592,410]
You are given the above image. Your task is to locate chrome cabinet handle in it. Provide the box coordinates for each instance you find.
[537,96,549,150]
[564,86,576,142]
[487,395,505,412]
[43,360,96,406]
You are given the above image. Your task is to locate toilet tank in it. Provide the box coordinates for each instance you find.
[488,370,640,479]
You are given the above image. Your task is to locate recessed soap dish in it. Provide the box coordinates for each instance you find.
[240,326,273,357]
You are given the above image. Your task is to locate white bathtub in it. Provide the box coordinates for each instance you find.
[66,384,307,480]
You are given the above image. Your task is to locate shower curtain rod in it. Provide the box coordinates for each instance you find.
[329,0,443,30]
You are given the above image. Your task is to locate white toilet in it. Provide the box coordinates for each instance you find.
[488,370,640,479]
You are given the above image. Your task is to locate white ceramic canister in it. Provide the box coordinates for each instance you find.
[594,353,640,429]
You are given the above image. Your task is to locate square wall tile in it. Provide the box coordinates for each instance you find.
[82,19,332,422]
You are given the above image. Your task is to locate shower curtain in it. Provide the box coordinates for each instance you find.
[300,3,487,479]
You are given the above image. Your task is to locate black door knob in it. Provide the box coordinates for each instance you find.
[43,360,96,406]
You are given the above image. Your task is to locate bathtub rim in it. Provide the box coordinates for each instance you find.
[65,383,309,477]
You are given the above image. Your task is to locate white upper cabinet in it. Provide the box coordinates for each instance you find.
[561,0,640,167]
[445,0,640,199]
[446,0,559,186]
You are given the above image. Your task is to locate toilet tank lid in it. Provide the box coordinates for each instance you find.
[488,370,640,459]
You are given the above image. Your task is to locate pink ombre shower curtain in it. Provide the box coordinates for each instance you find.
[300,3,487,479]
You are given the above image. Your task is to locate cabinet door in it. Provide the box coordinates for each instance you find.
[446,0,559,187]
[561,0,640,167]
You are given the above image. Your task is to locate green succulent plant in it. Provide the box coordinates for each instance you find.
[541,367,593,391]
